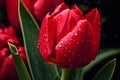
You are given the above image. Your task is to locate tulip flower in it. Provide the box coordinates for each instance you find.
[37,3,100,68]
[0,23,27,80]
[6,0,33,29]
[0,47,26,80]
[0,24,19,48]
[34,0,63,23]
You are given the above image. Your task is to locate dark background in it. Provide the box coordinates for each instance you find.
[64,0,120,80]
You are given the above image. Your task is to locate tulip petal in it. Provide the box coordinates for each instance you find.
[0,55,18,80]
[6,0,33,29]
[72,4,83,18]
[52,3,68,16]
[38,14,56,63]
[54,6,82,44]
[56,19,97,68]
[85,8,100,53]
[85,8,100,27]
[34,0,53,22]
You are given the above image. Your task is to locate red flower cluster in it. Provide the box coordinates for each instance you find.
[5,0,63,30]
[0,23,27,80]
[0,0,63,79]
[37,3,101,68]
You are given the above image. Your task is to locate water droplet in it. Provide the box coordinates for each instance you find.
[97,1,101,4]
[71,52,74,55]
[64,55,67,57]
[114,34,118,37]
[64,39,67,42]
[81,39,84,42]
[68,42,71,44]
[77,42,79,44]
[44,50,47,52]
[48,73,51,77]
[65,47,67,50]
[43,34,47,37]
[68,59,72,62]
[61,40,64,43]
[70,63,73,66]
[45,39,48,41]
[84,57,87,61]
[77,54,80,57]
[74,33,78,36]
[73,40,75,42]
[102,33,106,37]
[58,44,62,48]
[70,38,72,41]
[68,50,71,53]
[78,22,81,25]
[78,28,81,31]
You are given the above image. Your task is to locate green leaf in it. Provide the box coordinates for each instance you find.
[93,59,116,80]
[8,42,31,80]
[18,0,59,80]
[69,68,83,80]
[60,68,83,80]
[83,48,120,74]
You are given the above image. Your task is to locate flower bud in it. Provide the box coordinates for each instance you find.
[37,3,101,68]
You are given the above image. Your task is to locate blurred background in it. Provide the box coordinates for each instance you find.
[64,0,120,80]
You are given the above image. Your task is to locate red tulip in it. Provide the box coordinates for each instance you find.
[0,23,27,80]
[0,47,26,80]
[6,0,33,29]
[34,0,63,23]
[37,3,101,68]
[0,24,19,48]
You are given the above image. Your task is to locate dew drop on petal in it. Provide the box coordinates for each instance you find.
[61,40,64,43]
[64,39,67,42]
[74,33,78,36]
[77,54,80,57]
[77,42,79,44]
[45,39,48,41]
[64,55,67,57]
[71,52,74,55]
[58,44,62,48]
[81,39,84,42]
[78,22,81,25]
[68,50,71,53]
[68,59,72,62]
[70,63,73,66]
[73,39,76,42]
[78,28,81,31]
[65,47,67,50]
[84,57,87,61]
[44,50,47,53]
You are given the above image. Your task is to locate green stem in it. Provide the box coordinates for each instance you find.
[61,69,71,80]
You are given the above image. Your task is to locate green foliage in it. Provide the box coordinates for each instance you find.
[18,0,59,80]
[8,42,31,80]
[93,59,116,80]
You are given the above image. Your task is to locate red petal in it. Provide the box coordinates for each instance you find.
[54,6,82,44]
[0,55,18,80]
[34,0,53,22]
[37,14,56,63]
[6,0,33,29]
[56,19,99,68]
[85,8,100,26]
[85,8,101,53]
[52,3,68,16]
[72,4,83,18]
